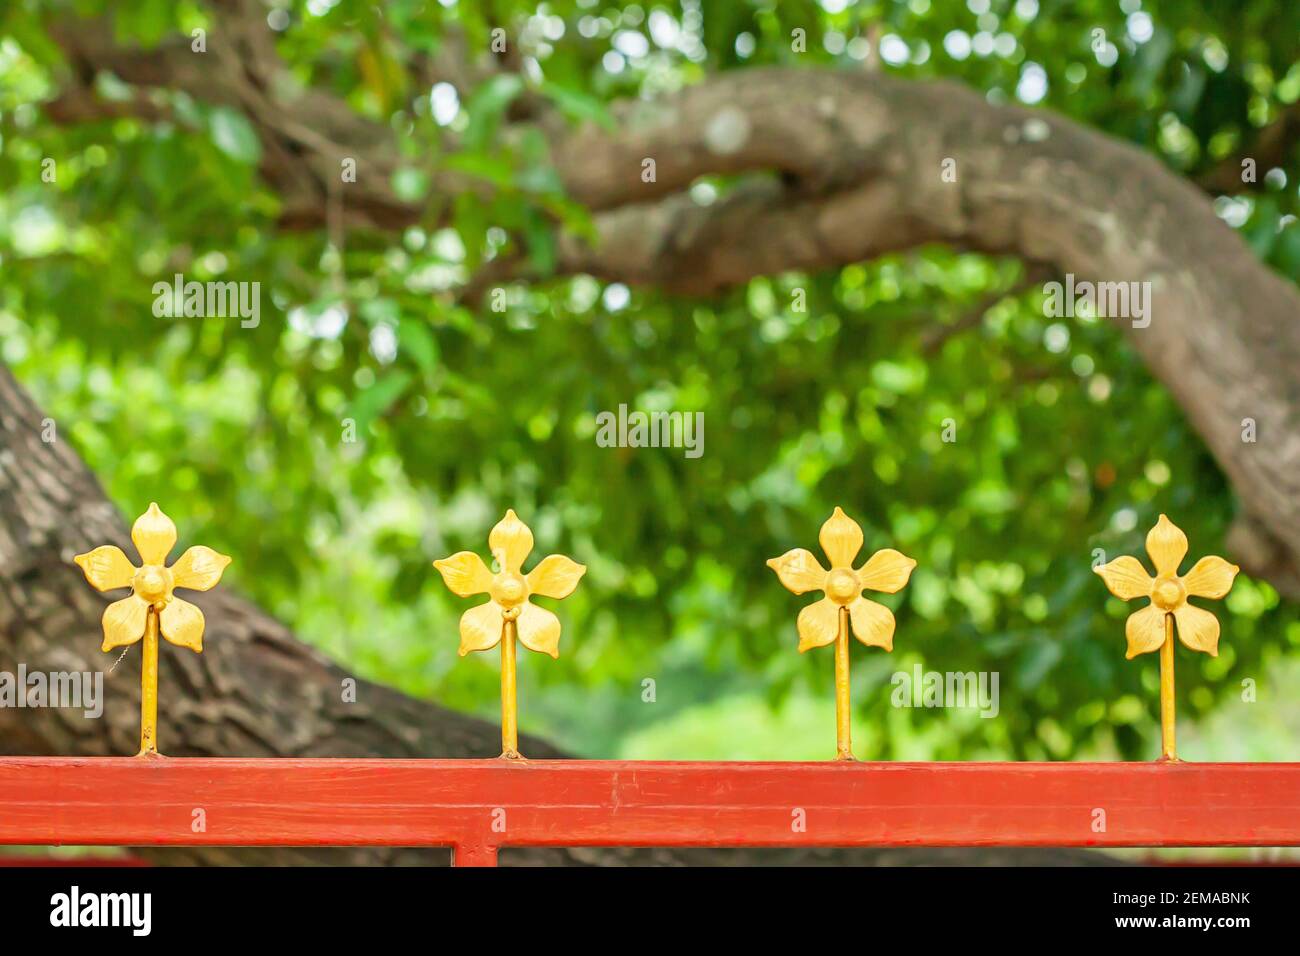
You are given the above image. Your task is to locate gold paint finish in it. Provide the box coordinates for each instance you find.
[768,507,916,760]
[501,619,519,759]
[834,606,851,760]
[433,509,585,758]
[1160,614,1176,761]
[73,503,231,756]
[1094,514,1239,761]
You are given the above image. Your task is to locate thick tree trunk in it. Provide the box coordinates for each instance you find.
[0,365,1109,865]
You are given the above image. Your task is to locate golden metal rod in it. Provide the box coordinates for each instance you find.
[139,607,159,757]
[834,605,852,760]
[501,618,519,758]
[1159,612,1177,762]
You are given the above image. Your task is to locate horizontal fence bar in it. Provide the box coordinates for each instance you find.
[1,758,1298,860]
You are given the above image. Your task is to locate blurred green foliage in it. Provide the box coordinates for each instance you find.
[1,0,1298,761]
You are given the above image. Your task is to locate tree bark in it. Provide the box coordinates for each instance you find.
[0,365,1109,866]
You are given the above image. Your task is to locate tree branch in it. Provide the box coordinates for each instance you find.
[38,7,1300,594]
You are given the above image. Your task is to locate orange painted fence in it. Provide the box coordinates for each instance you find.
[2,757,1299,865]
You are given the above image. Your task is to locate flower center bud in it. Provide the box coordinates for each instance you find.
[1152,577,1184,611]
[826,569,860,604]
[493,573,527,608]
[134,566,170,606]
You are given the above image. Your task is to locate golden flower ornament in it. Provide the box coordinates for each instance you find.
[433,509,585,758]
[1094,513,1238,761]
[1094,513,1239,660]
[767,507,916,653]
[767,507,915,759]
[433,509,586,660]
[74,502,231,654]
[74,502,231,756]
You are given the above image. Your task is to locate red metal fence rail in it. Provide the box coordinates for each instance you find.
[3,758,1298,865]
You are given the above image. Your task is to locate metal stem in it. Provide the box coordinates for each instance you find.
[501,618,519,758]
[139,607,159,756]
[834,606,853,760]
[1159,612,1177,762]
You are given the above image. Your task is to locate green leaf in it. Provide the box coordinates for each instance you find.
[453,192,489,269]
[463,74,524,151]
[1244,197,1280,258]
[522,206,556,274]
[347,371,414,433]
[392,167,431,202]
[1017,638,1064,691]
[538,81,616,131]
[1273,222,1300,277]
[442,152,515,189]
[399,320,439,375]
[207,108,262,165]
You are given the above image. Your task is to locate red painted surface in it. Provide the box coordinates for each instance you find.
[1,758,1297,865]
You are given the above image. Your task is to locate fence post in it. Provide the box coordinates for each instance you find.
[453,844,500,867]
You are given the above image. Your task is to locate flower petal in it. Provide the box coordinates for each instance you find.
[74,545,136,592]
[101,594,148,652]
[1094,555,1154,601]
[170,546,232,592]
[796,597,841,653]
[132,502,177,566]
[488,509,534,574]
[848,597,896,651]
[1124,603,1167,660]
[1181,555,1239,600]
[818,507,863,569]
[1145,514,1187,578]
[433,551,494,597]
[766,548,828,595]
[515,602,561,659]
[857,548,916,594]
[458,601,504,655]
[160,596,205,652]
[526,554,586,600]
[1174,603,1221,656]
